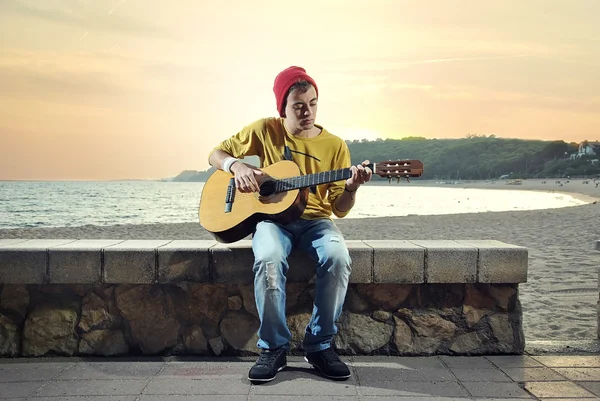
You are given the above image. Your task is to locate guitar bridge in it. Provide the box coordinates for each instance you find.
[224,178,235,213]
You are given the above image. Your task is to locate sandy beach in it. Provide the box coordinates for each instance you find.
[1,178,599,344]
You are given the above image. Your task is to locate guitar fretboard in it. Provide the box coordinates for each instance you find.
[274,168,353,193]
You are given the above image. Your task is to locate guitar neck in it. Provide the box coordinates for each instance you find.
[273,164,374,193]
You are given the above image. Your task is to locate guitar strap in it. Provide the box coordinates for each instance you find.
[283,136,316,194]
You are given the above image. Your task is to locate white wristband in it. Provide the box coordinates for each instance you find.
[222,157,239,174]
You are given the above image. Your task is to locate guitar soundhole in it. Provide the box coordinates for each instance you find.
[259,180,276,197]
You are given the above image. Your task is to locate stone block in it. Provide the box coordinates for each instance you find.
[597,240,600,339]
[210,241,254,284]
[157,240,215,283]
[457,240,528,283]
[0,239,76,284]
[365,240,425,283]
[103,240,172,284]
[0,239,29,247]
[410,240,477,283]
[49,240,124,284]
[346,240,374,283]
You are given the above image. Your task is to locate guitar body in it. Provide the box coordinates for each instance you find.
[199,157,424,243]
[199,160,310,243]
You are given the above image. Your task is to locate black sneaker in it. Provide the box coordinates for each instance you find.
[305,347,351,380]
[248,348,287,383]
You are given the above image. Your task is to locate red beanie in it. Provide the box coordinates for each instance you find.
[273,66,319,117]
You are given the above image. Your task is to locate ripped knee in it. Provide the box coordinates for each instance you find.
[254,259,286,291]
[265,261,278,290]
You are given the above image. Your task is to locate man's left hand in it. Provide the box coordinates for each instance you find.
[346,160,373,191]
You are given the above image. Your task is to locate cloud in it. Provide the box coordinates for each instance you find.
[0,65,127,98]
[0,0,173,39]
[401,54,531,66]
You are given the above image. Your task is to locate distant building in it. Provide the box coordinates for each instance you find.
[576,141,600,158]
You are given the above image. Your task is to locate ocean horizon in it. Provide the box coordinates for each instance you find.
[0,180,588,230]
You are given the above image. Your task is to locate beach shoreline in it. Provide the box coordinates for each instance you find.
[1,179,599,345]
[396,177,600,204]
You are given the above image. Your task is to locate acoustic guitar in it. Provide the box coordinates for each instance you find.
[199,159,423,243]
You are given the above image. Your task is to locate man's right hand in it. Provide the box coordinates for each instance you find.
[230,162,264,193]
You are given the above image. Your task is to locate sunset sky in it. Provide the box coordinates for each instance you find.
[1,0,599,181]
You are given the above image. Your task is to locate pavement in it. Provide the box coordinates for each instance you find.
[1,352,600,400]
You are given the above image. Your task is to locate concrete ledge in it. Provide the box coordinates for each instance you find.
[0,239,528,285]
[596,240,600,339]
[0,240,76,283]
[49,240,123,284]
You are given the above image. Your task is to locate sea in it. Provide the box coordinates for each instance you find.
[0,180,588,230]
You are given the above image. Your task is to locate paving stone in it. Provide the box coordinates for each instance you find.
[537,398,600,401]
[249,397,355,401]
[358,380,470,397]
[449,367,512,382]
[140,397,246,401]
[0,361,75,382]
[158,361,250,380]
[30,397,137,401]
[553,367,600,381]
[364,398,493,401]
[355,366,456,382]
[461,381,531,398]
[485,355,544,368]
[1,354,598,400]
[249,378,357,396]
[0,381,45,398]
[352,356,447,369]
[472,399,536,401]
[523,381,597,398]
[532,356,600,368]
[34,378,149,397]
[578,381,600,397]
[54,361,164,380]
[439,356,497,369]
[143,378,250,395]
[501,367,568,382]
[34,379,150,397]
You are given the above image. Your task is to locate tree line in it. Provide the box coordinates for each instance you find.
[346,135,599,181]
[171,136,599,182]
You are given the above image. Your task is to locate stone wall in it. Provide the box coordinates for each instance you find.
[596,240,600,339]
[0,282,524,357]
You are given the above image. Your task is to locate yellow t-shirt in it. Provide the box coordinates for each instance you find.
[209,117,352,219]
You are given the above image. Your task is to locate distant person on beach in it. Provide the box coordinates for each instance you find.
[207,66,372,383]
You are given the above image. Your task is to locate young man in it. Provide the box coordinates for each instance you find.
[208,66,372,383]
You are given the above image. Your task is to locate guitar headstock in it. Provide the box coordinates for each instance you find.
[370,160,424,178]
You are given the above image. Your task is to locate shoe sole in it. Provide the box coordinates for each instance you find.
[304,357,351,380]
[248,364,287,383]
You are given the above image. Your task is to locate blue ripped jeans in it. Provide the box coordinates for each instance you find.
[251,218,352,353]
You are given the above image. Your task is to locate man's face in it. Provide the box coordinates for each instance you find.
[284,85,318,133]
